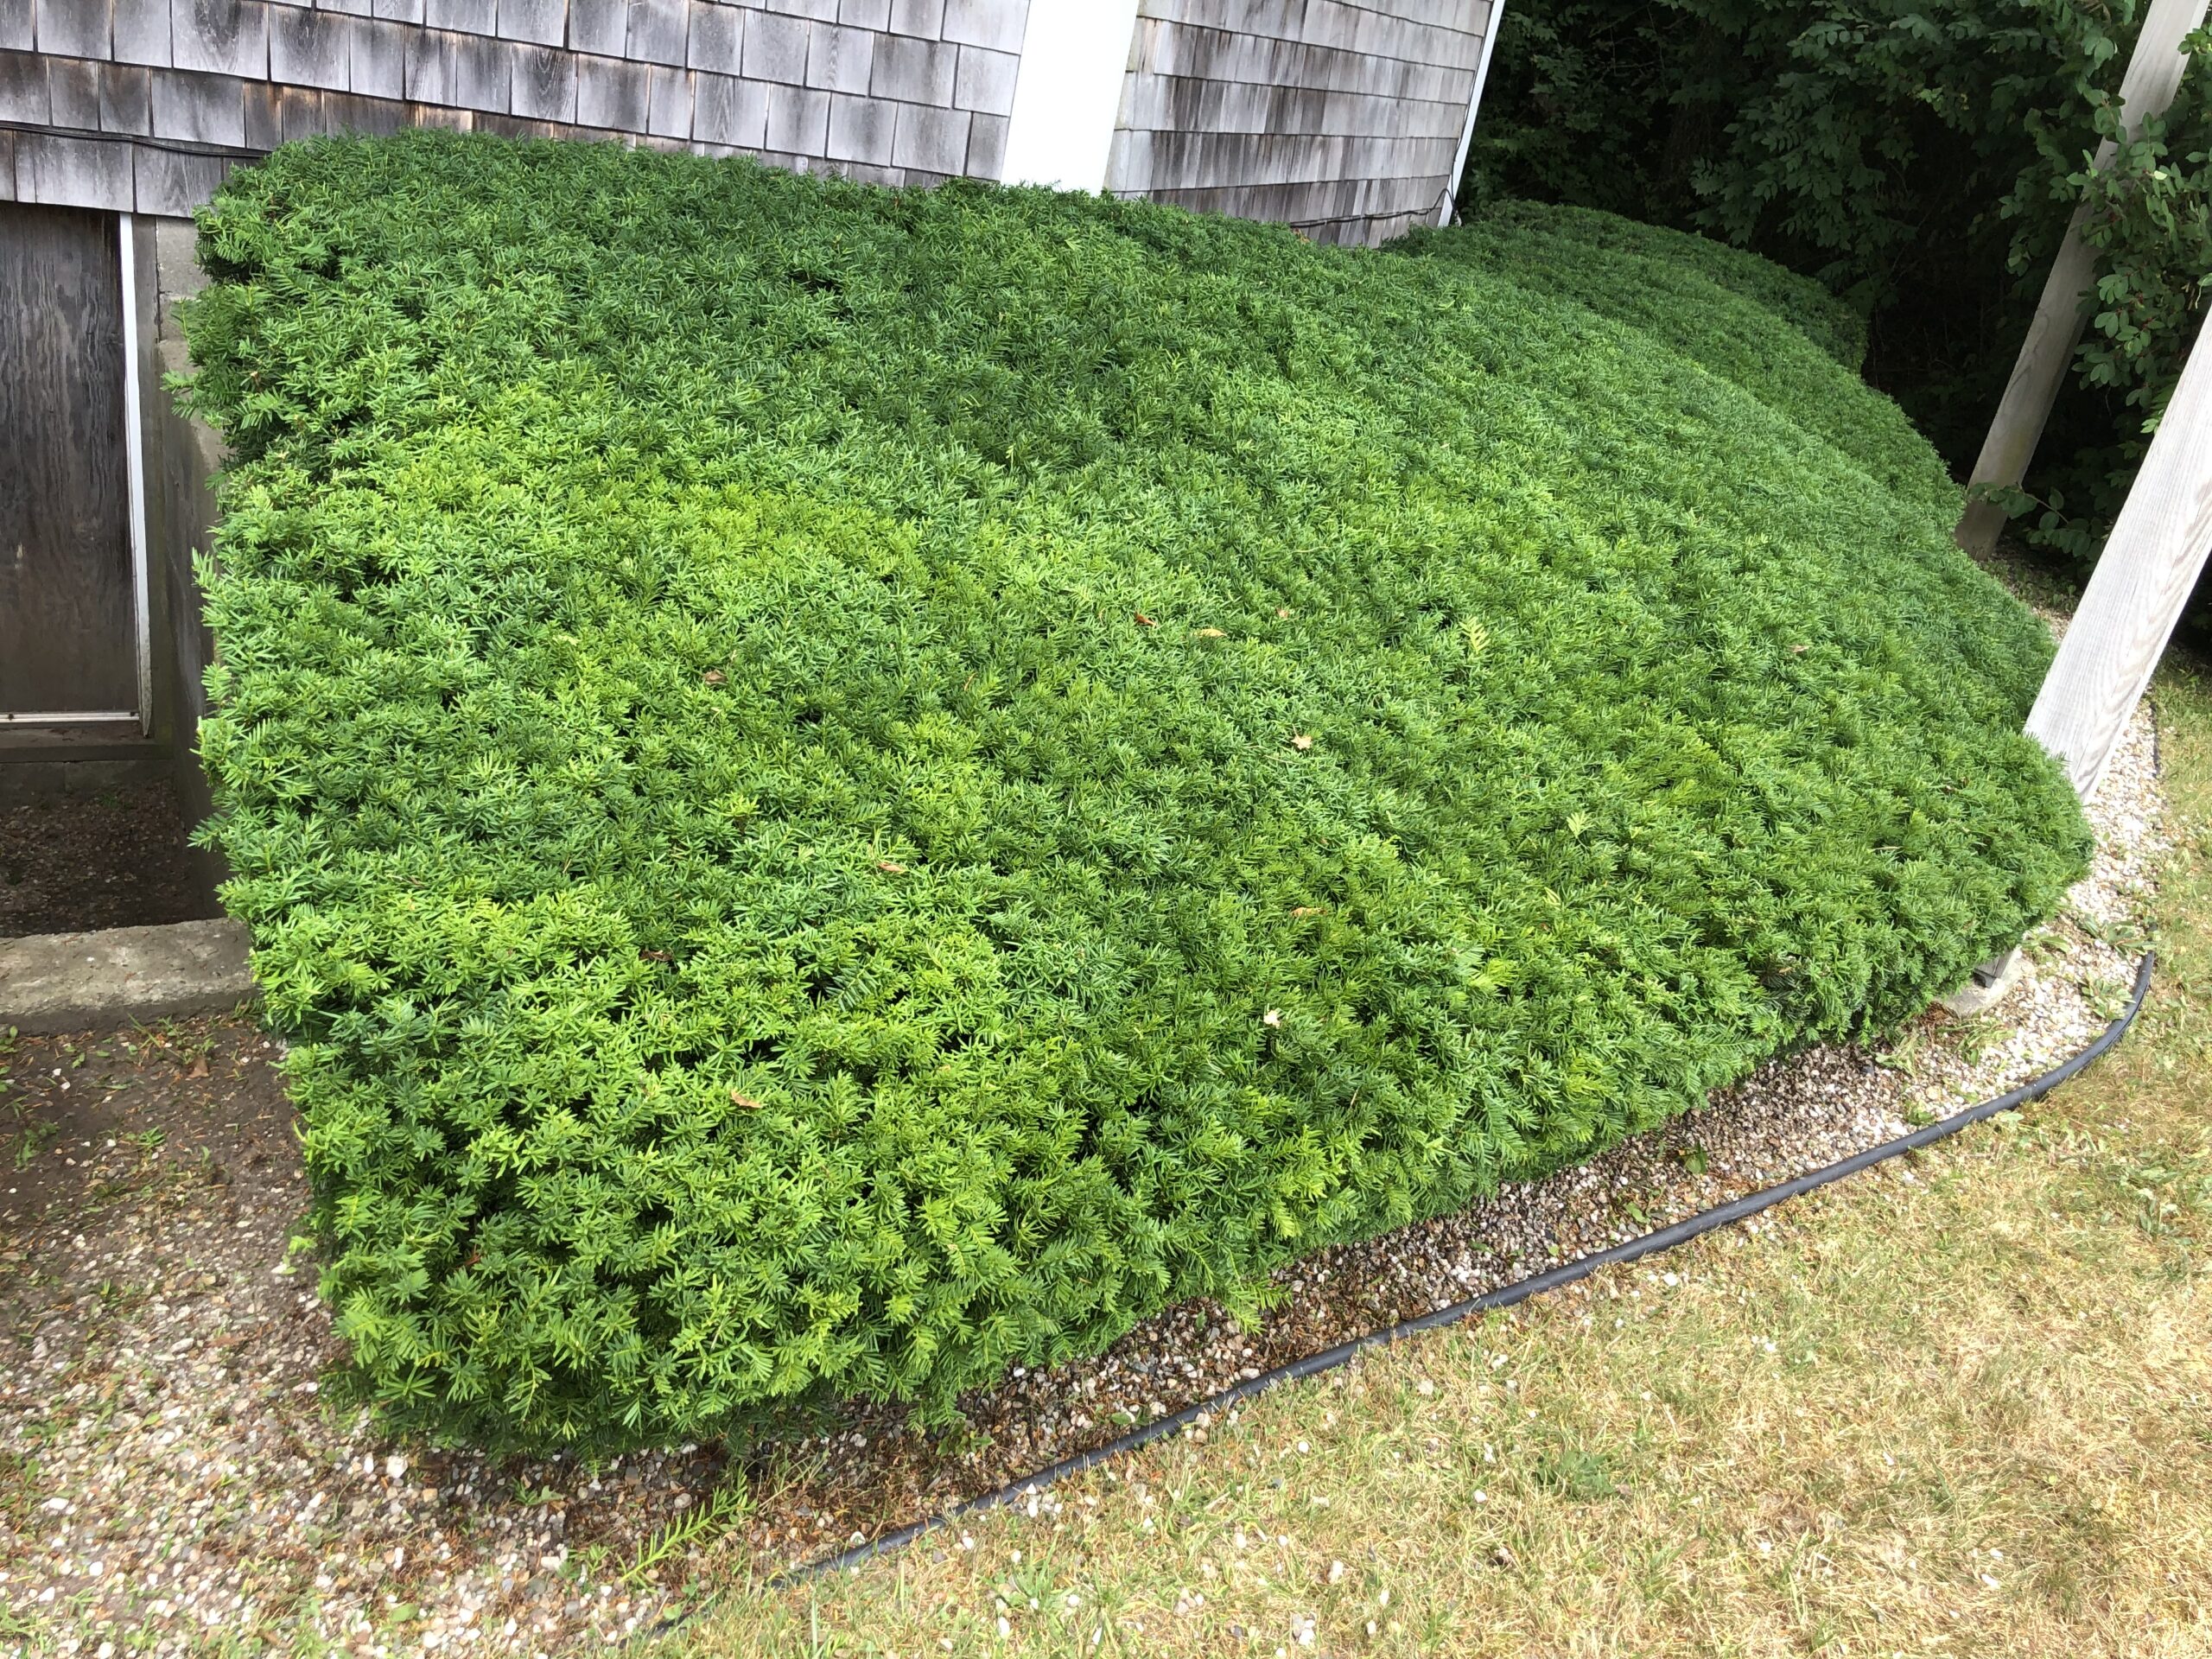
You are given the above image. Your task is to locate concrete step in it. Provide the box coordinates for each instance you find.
[0,918,256,1033]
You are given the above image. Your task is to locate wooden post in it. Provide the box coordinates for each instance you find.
[1956,0,2210,556]
[2025,302,2212,797]
[1947,297,2212,1012]
[1439,2,1504,226]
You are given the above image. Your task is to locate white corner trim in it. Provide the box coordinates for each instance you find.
[1440,1,1505,226]
[999,0,1145,193]
[118,213,154,736]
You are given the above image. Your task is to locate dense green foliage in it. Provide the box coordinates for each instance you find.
[184,134,2088,1452]
[1396,206,1935,504]
[1409,201,1872,372]
[1465,0,2212,584]
[1990,48,2212,559]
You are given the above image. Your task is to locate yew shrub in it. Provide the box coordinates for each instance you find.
[184,135,2088,1451]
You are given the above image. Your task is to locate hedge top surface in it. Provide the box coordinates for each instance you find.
[1415,200,1866,372]
[184,134,2088,1452]
[1397,207,1934,515]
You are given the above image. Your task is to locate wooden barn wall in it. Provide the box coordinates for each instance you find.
[0,0,1031,217]
[1105,0,1491,246]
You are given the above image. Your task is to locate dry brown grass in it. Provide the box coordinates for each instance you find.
[664,654,2212,1658]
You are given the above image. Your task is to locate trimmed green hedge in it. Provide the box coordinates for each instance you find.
[1397,207,1941,518]
[184,134,2088,1452]
[1405,200,1872,373]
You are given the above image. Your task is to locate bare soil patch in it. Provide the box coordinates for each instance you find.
[0,783,212,939]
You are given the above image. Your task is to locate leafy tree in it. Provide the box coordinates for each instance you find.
[1465,0,2212,585]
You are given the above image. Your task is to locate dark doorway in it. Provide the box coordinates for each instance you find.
[0,205,138,721]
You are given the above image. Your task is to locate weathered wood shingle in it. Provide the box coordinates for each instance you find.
[4,0,1481,239]
[149,64,245,143]
[350,16,405,95]
[509,40,575,117]
[18,129,135,207]
[889,95,960,170]
[99,61,152,132]
[685,2,741,73]
[739,7,805,82]
[171,0,267,79]
[762,78,825,150]
[805,22,871,93]
[38,0,114,60]
[626,0,688,67]
[269,6,352,92]
[1108,0,1490,245]
[950,39,1008,112]
[48,54,101,127]
[690,66,761,144]
[495,0,564,47]
[0,49,48,121]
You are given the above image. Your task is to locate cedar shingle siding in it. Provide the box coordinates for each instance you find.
[1108,0,1490,245]
[0,1,1489,245]
[0,0,1028,213]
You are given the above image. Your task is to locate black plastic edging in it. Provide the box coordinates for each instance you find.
[655,948,2152,1618]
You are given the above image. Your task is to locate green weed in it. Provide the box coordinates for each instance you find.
[13,1122,58,1171]
[621,1483,753,1587]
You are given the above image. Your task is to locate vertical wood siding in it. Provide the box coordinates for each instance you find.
[0,206,134,715]
[1105,0,1491,245]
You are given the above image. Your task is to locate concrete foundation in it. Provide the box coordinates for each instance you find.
[1940,948,2031,1017]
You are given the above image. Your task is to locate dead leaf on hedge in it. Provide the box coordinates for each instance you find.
[1290,734,1315,751]
[1135,612,1158,627]
[1194,627,1226,639]
[1290,906,1325,918]
[639,948,672,963]
[702,670,726,684]
[876,860,907,874]
[729,1088,763,1110]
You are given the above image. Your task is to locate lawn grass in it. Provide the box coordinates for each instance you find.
[662,646,2212,1654]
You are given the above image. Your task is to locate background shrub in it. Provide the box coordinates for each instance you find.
[1463,0,2212,594]
[185,134,2088,1452]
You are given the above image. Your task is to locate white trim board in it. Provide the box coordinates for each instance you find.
[1000,0,1145,192]
[1441,2,1504,226]
[2025,301,2212,798]
[118,212,153,737]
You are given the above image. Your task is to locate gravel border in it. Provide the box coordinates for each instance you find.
[0,682,2165,1656]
